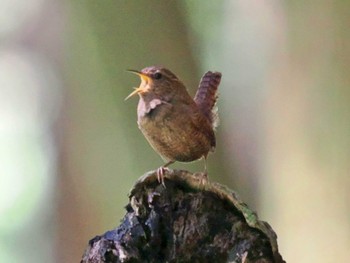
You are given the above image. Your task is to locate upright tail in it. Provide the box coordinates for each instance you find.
[194,71,222,129]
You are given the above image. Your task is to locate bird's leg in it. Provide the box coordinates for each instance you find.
[200,157,209,185]
[156,160,174,187]
[194,156,209,186]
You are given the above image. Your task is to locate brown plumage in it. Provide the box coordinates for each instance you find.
[126,66,222,185]
[194,71,221,129]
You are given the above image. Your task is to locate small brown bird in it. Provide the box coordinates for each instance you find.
[126,66,221,185]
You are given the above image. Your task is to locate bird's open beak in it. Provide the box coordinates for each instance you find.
[125,70,151,100]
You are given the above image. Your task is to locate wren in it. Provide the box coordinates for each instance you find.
[126,66,221,185]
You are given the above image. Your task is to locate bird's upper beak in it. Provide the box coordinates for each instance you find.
[125,70,151,100]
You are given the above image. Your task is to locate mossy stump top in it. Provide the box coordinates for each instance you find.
[81,169,285,263]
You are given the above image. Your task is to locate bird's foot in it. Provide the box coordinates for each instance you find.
[156,166,169,187]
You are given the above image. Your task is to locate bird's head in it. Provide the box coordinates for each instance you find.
[125,66,185,101]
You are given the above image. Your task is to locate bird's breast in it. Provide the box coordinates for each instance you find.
[137,100,214,162]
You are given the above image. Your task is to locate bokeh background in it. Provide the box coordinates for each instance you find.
[1,1,349,262]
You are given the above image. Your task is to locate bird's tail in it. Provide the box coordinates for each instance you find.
[194,71,222,129]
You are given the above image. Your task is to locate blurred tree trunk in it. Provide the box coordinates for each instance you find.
[262,1,350,262]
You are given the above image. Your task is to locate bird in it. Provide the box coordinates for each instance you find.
[125,66,221,186]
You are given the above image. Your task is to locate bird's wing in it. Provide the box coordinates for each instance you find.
[189,109,216,151]
[194,71,221,129]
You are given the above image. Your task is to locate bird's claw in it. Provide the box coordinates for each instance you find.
[156,166,169,187]
[193,171,209,187]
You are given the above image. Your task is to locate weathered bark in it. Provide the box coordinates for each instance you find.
[81,170,285,263]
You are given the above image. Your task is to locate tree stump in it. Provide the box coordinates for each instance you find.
[81,169,285,263]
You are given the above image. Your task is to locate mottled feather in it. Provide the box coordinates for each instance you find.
[194,71,221,129]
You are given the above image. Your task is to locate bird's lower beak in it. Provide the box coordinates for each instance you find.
[125,70,151,100]
[124,86,144,100]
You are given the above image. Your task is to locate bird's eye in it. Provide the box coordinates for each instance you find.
[153,72,162,79]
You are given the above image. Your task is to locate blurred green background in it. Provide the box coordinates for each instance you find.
[1,1,349,262]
